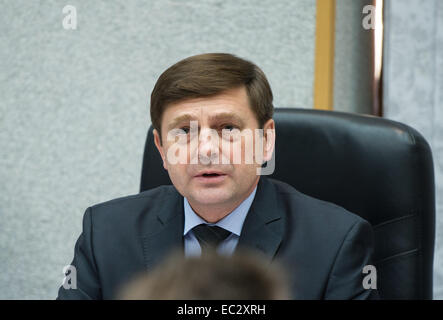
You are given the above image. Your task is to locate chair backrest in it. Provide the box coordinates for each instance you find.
[140,108,435,299]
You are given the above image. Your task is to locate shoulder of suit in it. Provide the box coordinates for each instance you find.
[266,178,367,226]
[88,184,179,219]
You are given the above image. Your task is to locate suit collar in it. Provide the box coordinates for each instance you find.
[141,188,184,270]
[237,177,285,262]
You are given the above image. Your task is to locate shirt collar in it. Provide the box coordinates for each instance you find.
[183,185,258,237]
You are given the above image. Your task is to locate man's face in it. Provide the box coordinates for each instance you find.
[153,86,275,219]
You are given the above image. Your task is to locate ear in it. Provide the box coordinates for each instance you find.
[153,129,168,170]
[262,119,275,162]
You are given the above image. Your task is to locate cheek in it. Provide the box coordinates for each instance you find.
[222,139,241,164]
[163,141,189,166]
[241,135,257,164]
[167,164,188,181]
[222,136,258,165]
[167,166,192,196]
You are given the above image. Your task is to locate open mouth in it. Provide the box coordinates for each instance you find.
[195,171,227,183]
[202,173,222,177]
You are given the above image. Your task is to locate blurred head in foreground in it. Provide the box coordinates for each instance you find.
[118,249,290,300]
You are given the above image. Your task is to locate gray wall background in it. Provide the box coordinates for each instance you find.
[383,0,443,299]
[0,0,316,299]
[334,0,373,114]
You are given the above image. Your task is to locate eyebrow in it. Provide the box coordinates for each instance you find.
[167,114,198,131]
[208,113,245,127]
[167,112,245,131]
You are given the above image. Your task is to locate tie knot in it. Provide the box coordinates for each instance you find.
[192,224,231,254]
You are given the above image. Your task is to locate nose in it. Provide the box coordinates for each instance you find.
[198,128,220,165]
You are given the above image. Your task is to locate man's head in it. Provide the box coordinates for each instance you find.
[151,53,274,135]
[151,53,276,222]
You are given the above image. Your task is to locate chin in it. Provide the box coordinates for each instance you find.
[190,189,233,205]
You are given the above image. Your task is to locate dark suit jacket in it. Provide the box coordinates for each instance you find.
[57,177,378,300]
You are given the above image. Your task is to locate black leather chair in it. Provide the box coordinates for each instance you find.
[140,108,435,299]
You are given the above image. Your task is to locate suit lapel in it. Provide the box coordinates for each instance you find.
[141,188,184,270]
[237,177,285,262]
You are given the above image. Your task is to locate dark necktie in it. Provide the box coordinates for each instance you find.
[192,224,231,255]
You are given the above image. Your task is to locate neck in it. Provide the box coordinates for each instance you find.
[188,177,259,223]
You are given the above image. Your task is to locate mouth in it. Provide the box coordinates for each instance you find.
[194,171,227,183]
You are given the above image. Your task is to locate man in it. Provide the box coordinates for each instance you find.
[57,53,378,300]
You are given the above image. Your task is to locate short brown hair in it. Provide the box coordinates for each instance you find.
[150,53,274,134]
[118,249,290,300]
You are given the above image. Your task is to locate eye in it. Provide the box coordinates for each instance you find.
[179,126,190,134]
[222,124,237,131]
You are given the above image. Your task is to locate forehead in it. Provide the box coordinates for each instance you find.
[161,87,253,123]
